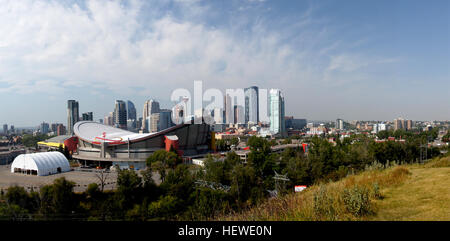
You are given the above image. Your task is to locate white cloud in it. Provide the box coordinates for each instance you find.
[327,54,369,72]
[0,0,311,97]
[0,0,402,119]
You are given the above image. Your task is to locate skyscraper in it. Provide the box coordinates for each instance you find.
[82,112,93,121]
[3,124,8,135]
[394,117,406,131]
[224,94,233,124]
[148,109,172,133]
[213,107,223,124]
[172,97,189,125]
[406,120,413,130]
[245,86,259,124]
[127,100,137,121]
[136,117,143,131]
[40,122,49,134]
[56,124,66,136]
[269,89,286,136]
[127,100,137,130]
[104,112,114,126]
[114,100,127,130]
[336,119,344,130]
[142,99,160,132]
[149,113,160,133]
[159,109,173,131]
[51,123,59,133]
[67,100,79,135]
[234,105,245,124]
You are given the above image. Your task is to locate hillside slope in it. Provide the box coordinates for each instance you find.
[219,156,450,221]
[368,166,450,220]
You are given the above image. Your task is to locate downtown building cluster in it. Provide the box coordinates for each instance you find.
[64,86,297,138]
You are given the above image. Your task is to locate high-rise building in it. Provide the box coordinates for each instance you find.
[234,105,245,124]
[136,117,143,131]
[99,119,103,124]
[269,89,286,136]
[148,110,172,133]
[213,107,223,124]
[149,113,160,133]
[159,109,173,131]
[40,122,49,134]
[10,125,14,134]
[114,100,127,130]
[56,124,66,136]
[224,94,233,124]
[336,119,344,130]
[127,100,137,121]
[172,97,189,125]
[142,99,160,132]
[244,86,259,124]
[373,123,387,134]
[51,123,59,133]
[406,120,413,130]
[394,117,406,131]
[67,100,79,135]
[104,112,114,126]
[3,124,8,135]
[127,100,137,130]
[82,112,93,121]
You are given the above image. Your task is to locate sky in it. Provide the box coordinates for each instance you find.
[0,0,449,127]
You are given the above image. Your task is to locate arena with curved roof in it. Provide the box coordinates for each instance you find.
[72,120,212,170]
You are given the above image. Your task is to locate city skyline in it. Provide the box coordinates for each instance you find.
[0,0,449,126]
[3,95,449,129]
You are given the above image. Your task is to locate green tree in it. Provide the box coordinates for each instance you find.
[161,164,194,202]
[188,188,231,220]
[116,169,142,211]
[230,164,258,207]
[442,131,450,143]
[39,177,76,219]
[147,150,182,182]
[147,195,180,220]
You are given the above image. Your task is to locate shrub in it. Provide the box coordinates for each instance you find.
[313,185,337,220]
[372,182,382,200]
[342,185,372,217]
[424,157,450,168]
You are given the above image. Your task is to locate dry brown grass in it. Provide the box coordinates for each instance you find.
[219,156,450,221]
[218,166,412,221]
[423,155,450,168]
[368,165,450,221]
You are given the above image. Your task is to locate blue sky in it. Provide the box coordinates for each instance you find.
[0,0,449,127]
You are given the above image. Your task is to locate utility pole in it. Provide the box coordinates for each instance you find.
[273,171,290,197]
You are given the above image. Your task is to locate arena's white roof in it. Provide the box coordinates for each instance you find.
[11,152,71,176]
[74,121,154,144]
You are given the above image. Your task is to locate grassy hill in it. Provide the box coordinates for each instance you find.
[368,161,450,220]
[218,156,450,221]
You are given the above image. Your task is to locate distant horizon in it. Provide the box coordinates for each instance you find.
[7,117,449,130]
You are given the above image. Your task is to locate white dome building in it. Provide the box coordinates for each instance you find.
[11,152,71,176]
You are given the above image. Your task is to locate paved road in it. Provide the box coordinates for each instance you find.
[0,165,161,193]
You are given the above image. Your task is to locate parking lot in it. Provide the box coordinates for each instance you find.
[0,165,160,193]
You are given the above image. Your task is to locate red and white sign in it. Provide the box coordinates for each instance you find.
[294,185,307,192]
